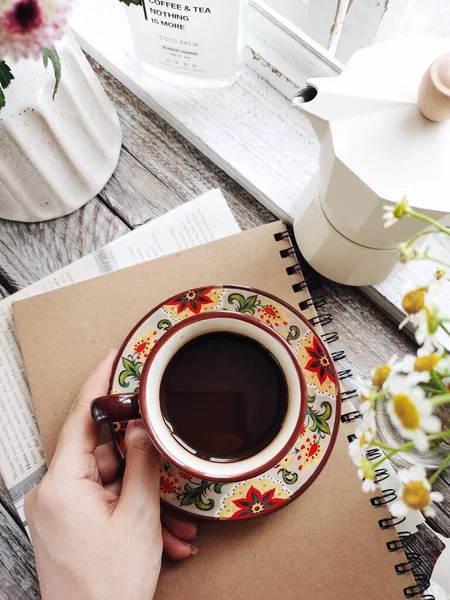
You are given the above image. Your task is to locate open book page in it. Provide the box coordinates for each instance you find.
[0,189,240,528]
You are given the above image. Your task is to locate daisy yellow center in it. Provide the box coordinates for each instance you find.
[414,354,440,372]
[393,198,409,219]
[403,481,430,510]
[392,394,420,430]
[402,288,426,315]
[360,459,374,480]
[373,365,390,388]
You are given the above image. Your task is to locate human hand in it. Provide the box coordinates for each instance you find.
[25,350,197,600]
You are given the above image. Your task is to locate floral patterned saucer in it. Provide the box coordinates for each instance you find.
[109,285,341,521]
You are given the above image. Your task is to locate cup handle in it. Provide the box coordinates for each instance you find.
[91,393,140,424]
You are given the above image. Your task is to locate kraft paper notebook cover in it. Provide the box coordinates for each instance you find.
[13,222,417,600]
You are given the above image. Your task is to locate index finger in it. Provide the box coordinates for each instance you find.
[54,350,117,461]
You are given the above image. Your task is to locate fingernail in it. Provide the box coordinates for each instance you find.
[189,544,199,556]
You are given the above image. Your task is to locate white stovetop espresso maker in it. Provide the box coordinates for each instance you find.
[293,34,450,287]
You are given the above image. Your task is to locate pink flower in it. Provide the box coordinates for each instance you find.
[0,0,72,61]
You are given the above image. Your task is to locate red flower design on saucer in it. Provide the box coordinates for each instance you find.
[166,287,216,315]
[230,485,285,519]
[304,336,337,385]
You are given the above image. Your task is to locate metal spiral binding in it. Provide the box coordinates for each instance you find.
[341,410,361,423]
[366,448,383,461]
[275,227,433,599]
[379,516,406,529]
[273,228,346,359]
[387,532,414,552]
[299,296,327,310]
[322,331,339,344]
[370,488,397,507]
[374,468,390,484]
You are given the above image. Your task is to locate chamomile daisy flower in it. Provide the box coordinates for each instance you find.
[371,355,398,389]
[385,375,441,451]
[393,350,448,380]
[399,282,441,351]
[383,197,409,228]
[355,457,377,493]
[0,0,72,61]
[348,411,376,467]
[355,377,377,413]
[391,465,444,517]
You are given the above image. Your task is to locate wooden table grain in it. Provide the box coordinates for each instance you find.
[0,58,448,599]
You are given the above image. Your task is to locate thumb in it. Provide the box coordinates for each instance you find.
[117,420,161,517]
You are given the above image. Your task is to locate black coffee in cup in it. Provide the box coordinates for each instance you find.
[160,332,288,463]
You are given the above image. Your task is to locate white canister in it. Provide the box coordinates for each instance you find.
[0,30,122,223]
[126,0,248,87]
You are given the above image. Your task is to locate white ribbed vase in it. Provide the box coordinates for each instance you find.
[0,31,122,222]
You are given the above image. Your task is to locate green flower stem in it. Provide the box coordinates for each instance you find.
[421,254,450,269]
[440,323,450,338]
[430,393,450,407]
[405,229,436,248]
[431,370,447,394]
[372,441,416,468]
[429,453,450,485]
[372,430,450,469]
[406,209,450,237]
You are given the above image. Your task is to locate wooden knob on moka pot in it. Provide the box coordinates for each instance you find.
[418,52,450,122]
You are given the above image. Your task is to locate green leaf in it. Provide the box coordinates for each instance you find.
[287,325,300,344]
[0,61,14,110]
[42,48,61,100]
[278,469,298,485]
[118,369,133,388]
[307,401,333,437]
[122,357,135,372]
[213,483,225,494]
[228,293,260,315]
[0,61,14,90]
[308,395,316,404]
[131,361,143,377]
[180,482,214,511]
[118,0,141,5]
[157,319,172,331]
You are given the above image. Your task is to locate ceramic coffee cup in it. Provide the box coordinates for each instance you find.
[91,311,307,482]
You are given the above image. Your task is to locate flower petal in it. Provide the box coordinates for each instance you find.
[409,465,427,481]
[423,505,436,518]
[430,491,444,503]
[390,499,409,517]
[413,431,430,453]
[398,469,412,484]
[421,415,442,434]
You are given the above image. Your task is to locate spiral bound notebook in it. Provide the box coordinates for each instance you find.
[13,221,424,600]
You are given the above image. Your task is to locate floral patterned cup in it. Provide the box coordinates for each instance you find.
[91,311,307,482]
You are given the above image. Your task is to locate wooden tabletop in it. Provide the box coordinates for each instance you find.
[0,58,448,599]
